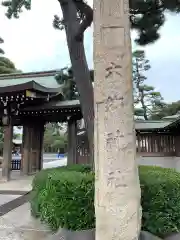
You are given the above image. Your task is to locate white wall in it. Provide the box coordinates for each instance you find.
[137,155,180,172]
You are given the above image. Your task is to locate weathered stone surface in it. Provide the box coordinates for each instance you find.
[139,231,162,240]
[164,233,180,240]
[0,203,51,239]
[94,0,141,239]
[0,227,51,240]
[47,228,95,240]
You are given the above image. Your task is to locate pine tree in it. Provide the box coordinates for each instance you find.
[133,50,164,120]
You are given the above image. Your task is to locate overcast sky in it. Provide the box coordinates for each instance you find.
[0,0,180,103]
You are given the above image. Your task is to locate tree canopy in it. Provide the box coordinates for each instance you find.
[0,56,17,74]
[150,101,180,120]
[2,0,180,45]
[0,36,19,74]
[44,123,67,153]
[55,67,94,100]
[55,67,78,100]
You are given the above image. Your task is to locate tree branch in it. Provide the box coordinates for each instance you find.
[130,4,164,15]
[73,0,93,41]
[58,0,69,5]
[58,0,81,33]
[0,37,4,44]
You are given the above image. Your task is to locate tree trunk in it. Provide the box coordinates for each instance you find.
[59,0,94,164]
[94,0,142,239]
[140,90,148,120]
[134,59,148,120]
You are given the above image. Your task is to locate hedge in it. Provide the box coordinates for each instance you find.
[30,165,180,237]
[30,164,91,219]
[140,166,180,237]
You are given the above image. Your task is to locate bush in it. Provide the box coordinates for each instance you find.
[31,164,92,218]
[37,171,94,231]
[31,164,180,236]
[140,166,180,237]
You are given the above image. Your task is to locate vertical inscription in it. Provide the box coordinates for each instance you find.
[105,62,122,78]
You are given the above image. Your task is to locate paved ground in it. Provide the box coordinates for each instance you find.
[43,158,67,169]
[0,175,33,191]
[0,157,69,239]
[0,203,52,239]
[0,158,67,189]
[0,195,21,206]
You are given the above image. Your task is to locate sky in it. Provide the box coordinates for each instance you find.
[0,0,180,103]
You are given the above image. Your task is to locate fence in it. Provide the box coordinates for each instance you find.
[11,159,21,170]
[76,132,178,160]
[136,133,176,156]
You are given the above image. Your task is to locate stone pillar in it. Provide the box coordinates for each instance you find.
[94,0,141,239]
[67,119,77,165]
[2,124,13,181]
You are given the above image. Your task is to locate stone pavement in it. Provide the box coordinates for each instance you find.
[0,170,33,191]
[0,161,70,239]
[0,194,21,206]
[0,203,52,240]
[0,172,56,239]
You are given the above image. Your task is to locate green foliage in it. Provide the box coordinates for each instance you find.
[43,123,67,153]
[55,67,94,101]
[13,132,21,139]
[0,37,4,54]
[0,127,21,155]
[3,0,180,45]
[55,67,78,101]
[0,56,15,69]
[0,37,19,74]
[2,0,31,18]
[31,164,180,236]
[133,50,164,120]
[150,100,180,120]
[30,164,92,229]
[140,166,180,237]
[38,171,94,231]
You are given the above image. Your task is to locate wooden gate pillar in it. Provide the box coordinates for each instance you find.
[175,135,180,156]
[36,124,45,171]
[2,124,13,181]
[28,125,38,174]
[67,119,77,164]
[21,122,45,175]
[21,125,31,175]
